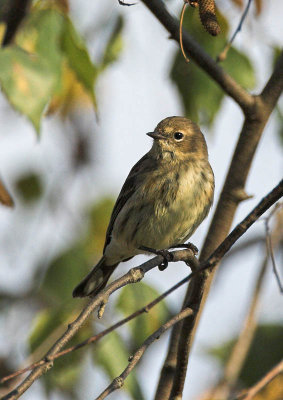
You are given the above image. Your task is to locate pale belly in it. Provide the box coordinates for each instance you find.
[104,165,213,264]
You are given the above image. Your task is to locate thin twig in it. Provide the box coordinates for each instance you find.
[209,254,269,400]
[179,2,190,63]
[236,359,283,400]
[217,0,253,62]
[264,203,283,293]
[95,307,195,400]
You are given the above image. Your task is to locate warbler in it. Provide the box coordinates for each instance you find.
[73,116,214,298]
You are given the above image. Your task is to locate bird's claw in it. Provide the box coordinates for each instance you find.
[139,246,173,271]
[171,242,199,256]
[157,250,173,271]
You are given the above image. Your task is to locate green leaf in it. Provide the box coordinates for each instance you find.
[41,246,90,303]
[116,281,170,347]
[15,171,43,203]
[61,17,98,108]
[0,8,99,131]
[101,15,124,70]
[84,197,115,257]
[15,9,64,67]
[170,8,255,127]
[0,46,59,132]
[40,197,115,303]
[221,46,255,90]
[208,324,283,386]
[94,331,144,400]
[0,9,64,131]
[29,307,92,394]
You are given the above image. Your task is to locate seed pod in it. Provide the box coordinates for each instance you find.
[198,0,221,36]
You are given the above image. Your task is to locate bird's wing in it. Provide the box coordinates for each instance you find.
[103,153,155,253]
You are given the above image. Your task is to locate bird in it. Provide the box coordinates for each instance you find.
[73,116,214,298]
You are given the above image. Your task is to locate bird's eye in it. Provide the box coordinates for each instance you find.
[174,132,184,141]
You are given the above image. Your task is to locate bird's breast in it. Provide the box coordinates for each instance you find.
[108,159,214,256]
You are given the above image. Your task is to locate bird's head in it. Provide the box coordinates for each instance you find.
[147,116,208,161]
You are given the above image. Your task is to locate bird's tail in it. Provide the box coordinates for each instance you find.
[72,256,118,298]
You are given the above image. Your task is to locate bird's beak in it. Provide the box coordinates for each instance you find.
[146,131,166,140]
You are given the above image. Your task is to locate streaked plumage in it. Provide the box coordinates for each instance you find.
[73,116,214,298]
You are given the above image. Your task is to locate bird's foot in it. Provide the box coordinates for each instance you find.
[139,246,173,271]
[170,242,199,256]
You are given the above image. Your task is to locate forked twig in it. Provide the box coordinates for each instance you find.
[218,0,253,62]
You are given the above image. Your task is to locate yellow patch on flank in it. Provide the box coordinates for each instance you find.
[0,23,5,43]
[13,63,31,96]
[16,28,38,53]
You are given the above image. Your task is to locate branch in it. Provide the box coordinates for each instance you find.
[1,0,31,47]
[95,307,195,400]
[236,359,283,400]
[156,52,283,400]
[1,249,196,400]
[2,180,282,399]
[261,51,283,110]
[141,0,254,112]
[209,204,283,399]
[211,253,268,399]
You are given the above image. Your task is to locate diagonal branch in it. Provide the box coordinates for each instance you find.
[155,50,283,400]
[95,307,195,400]
[141,0,254,112]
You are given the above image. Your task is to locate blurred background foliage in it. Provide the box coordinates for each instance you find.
[0,0,282,399]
